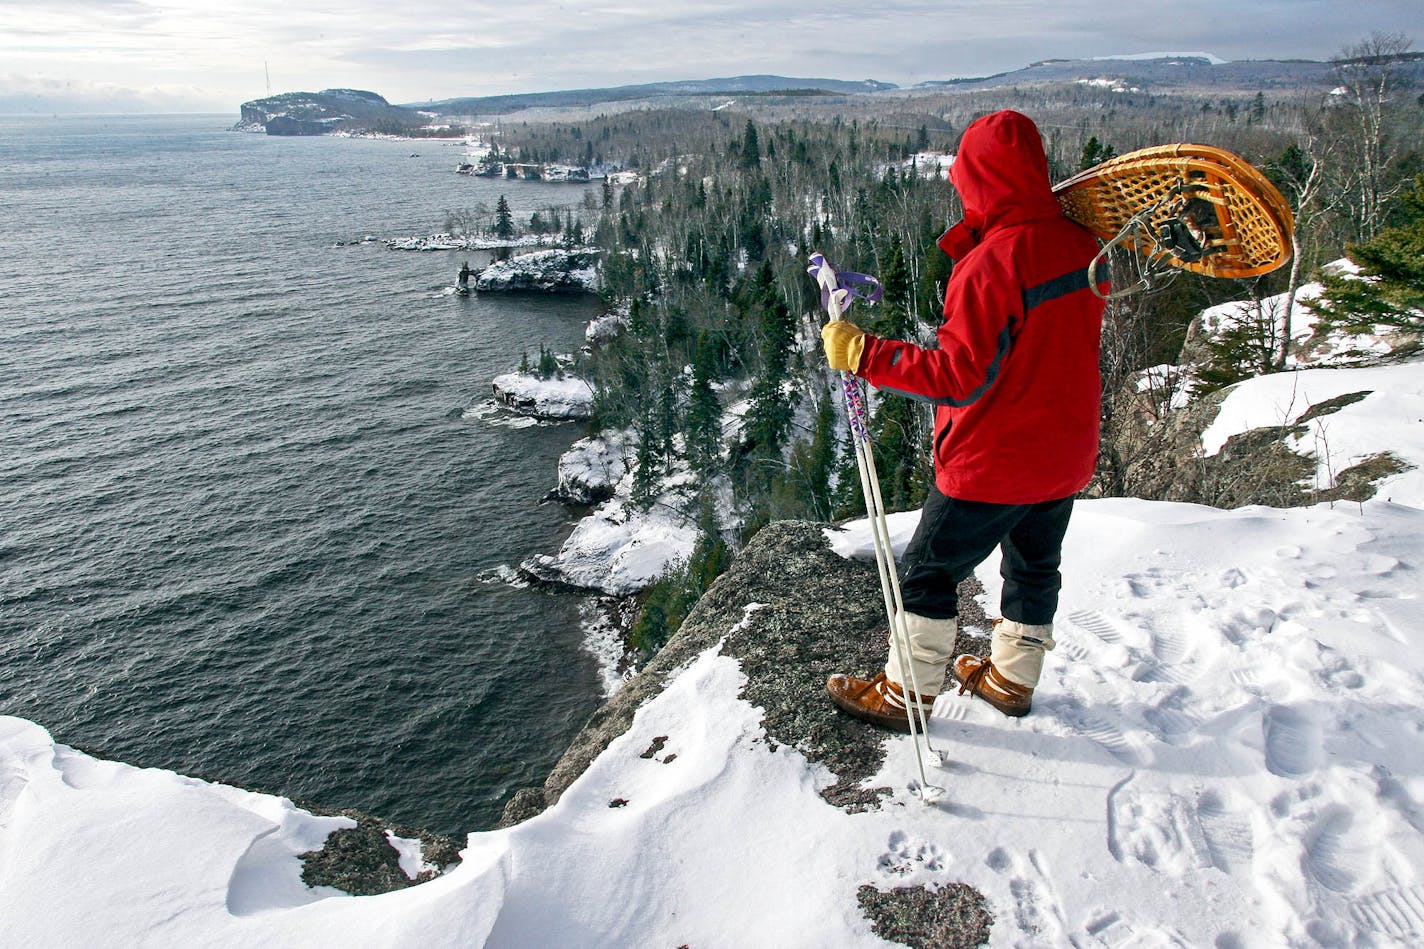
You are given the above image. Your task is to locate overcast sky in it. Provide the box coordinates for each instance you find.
[0,0,1418,113]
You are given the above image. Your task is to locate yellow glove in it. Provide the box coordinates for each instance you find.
[821,320,866,373]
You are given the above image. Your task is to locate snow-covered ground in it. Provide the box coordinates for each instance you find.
[5,494,1422,946]
[385,233,548,252]
[1201,361,1424,503]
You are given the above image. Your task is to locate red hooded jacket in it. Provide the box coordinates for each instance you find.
[856,110,1106,504]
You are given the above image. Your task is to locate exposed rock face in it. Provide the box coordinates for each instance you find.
[298,811,463,895]
[1097,375,1413,508]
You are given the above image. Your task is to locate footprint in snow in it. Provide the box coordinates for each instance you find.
[1262,704,1323,779]
[1134,616,1197,686]
[1082,910,1140,945]
[1143,695,1202,742]
[1220,566,1249,588]
[1196,789,1255,875]
[1053,698,1141,766]
[984,848,1070,942]
[1065,610,1124,645]
[877,831,947,876]
[935,702,969,722]
[1314,648,1365,692]
[1304,806,1371,895]
[1230,666,1264,691]
[1106,778,1212,874]
[1350,883,1424,941]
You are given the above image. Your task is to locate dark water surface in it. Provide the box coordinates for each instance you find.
[0,115,604,836]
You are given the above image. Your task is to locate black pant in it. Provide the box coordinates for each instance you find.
[898,487,1073,625]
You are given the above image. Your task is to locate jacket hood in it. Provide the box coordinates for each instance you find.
[938,110,1061,260]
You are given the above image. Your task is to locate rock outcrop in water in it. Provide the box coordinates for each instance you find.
[473,249,601,294]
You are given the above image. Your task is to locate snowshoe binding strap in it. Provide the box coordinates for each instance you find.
[1054,143,1294,288]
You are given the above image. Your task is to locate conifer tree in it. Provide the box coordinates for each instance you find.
[784,396,839,520]
[631,405,660,511]
[740,119,760,170]
[686,333,723,480]
[1079,136,1117,171]
[494,195,515,238]
[1309,174,1424,335]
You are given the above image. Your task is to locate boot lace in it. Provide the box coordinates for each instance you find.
[957,660,991,697]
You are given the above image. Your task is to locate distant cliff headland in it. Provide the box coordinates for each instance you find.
[233,88,437,136]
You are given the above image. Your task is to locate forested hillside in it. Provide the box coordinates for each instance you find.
[472,34,1423,649]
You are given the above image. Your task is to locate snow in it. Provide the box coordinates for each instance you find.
[6,492,1424,945]
[554,430,630,504]
[1076,78,1143,94]
[1194,259,1400,367]
[1135,363,1194,412]
[583,308,628,347]
[474,248,600,293]
[385,233,546,252]
[522,470,700,596]
[489,371,594,420]
[828,495,1424,945]
[1199,361,1424,505]
[1091,51,1228,65]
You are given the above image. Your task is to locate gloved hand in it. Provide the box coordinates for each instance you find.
[821,320,866,373]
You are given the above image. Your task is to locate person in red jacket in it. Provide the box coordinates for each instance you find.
[822,110,1106,726]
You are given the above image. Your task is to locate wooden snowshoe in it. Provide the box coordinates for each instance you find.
[1054,144,1294,291]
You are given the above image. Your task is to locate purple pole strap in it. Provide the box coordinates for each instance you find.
[807,252,881,446]
[807,252,884,314]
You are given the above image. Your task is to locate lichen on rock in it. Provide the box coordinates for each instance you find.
[501,519,988,819]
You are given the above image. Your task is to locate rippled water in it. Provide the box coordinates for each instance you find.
[0,114,605,836]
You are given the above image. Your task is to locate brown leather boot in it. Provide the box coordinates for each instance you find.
[826,671,935,733]
[952,655,1033,717]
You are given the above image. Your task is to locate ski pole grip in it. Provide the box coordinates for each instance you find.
[808,252,844,321]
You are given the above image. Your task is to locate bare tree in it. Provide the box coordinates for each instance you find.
[1272,134,1345,369]
[1329,31,1416,242]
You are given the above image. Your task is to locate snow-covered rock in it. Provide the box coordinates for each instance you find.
[1187,258,1405,369]
[385,233,545,252]
[490,371,594,420]
[583,308,628,347]
[474,249,600,294]
[521,471,700,596]
[552,432,630,505]
[1200,359,1424,505]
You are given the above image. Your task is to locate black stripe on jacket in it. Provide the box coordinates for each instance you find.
[878,261,1107,408]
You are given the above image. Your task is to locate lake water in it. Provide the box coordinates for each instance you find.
[0,114,606,837]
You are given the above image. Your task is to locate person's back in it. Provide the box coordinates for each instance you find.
[934,209,1104,503]
[822,109,1107,726]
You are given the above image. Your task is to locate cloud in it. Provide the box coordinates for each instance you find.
[0,74,222,113]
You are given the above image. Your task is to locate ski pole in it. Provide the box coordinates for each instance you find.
[808,254,943,801]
